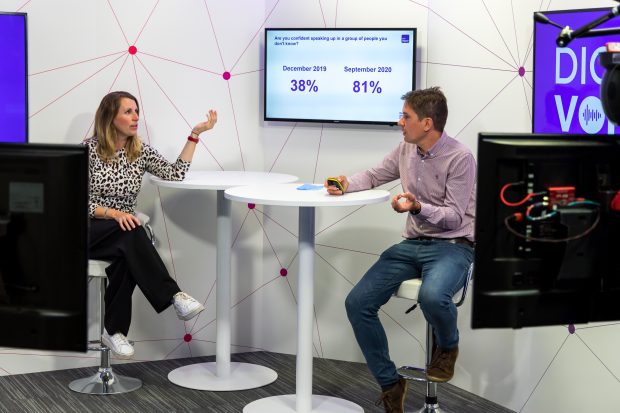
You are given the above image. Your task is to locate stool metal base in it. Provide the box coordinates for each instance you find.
[69,366,142,395]
[418,402,442,413]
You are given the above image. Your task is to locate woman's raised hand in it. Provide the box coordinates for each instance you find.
[192,110,218,136]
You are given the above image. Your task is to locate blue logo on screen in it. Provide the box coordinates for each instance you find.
[401,34,410,43]
[578,96,605,134]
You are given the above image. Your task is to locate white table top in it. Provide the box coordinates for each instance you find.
[149,170,298,190]
[225,183,390,207]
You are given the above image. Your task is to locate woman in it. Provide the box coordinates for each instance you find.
[85,91,217,359]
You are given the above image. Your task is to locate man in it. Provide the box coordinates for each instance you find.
[325,87,475,413]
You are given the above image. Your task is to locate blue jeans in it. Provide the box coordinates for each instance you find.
[345,239,473,387]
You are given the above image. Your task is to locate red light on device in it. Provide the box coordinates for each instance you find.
[612,190,620,211]
[548,186,575,207]
[606,42,620,52]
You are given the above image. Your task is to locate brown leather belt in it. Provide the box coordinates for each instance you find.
[409,236,474,248]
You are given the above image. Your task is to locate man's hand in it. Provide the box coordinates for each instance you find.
[324,175,349,195]
[391,192,420,213]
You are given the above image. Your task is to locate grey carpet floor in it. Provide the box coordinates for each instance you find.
[0,351,514,412]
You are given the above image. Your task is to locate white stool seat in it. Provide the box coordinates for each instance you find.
[396,278,422,301]
[88,260,111,278]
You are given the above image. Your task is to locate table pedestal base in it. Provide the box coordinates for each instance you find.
[168,362,277,391]
[243,394,363,412]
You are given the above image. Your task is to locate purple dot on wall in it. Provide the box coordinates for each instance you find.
[248,203,255,209]
[280,268,288,277]
[518,66,525,77]
[184,333,193,342]
[128,45,138,55]
[222,71,231,80]
[568,324,575,334]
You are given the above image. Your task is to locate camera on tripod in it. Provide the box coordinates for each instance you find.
[600,49,620,123]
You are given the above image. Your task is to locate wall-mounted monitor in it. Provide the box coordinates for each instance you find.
[533,8,620,135]
[264,28,417,125]
[0,12,28,143]
[473,133,620,329]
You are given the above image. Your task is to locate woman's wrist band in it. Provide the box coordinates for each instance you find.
[103,207,109,218]
[187,135,199,143]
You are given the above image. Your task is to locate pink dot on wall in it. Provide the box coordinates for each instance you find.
[568,324,575,334]
[222,71,231,80]
[280,268,288,277]
[518,66,525,77]
[128,45,138,55]
[184,333,193,342]
[248,203,255,209]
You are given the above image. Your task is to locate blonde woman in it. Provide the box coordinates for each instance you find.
[85,91,217,358]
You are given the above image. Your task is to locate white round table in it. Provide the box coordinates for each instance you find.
[151,171,297,391]
[225,183,390,413]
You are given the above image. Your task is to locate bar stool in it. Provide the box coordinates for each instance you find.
[395,263,474,413]
[68,213,153,395]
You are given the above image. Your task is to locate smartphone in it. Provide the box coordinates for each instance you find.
[326,177,344,192]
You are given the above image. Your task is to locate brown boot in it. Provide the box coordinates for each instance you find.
[376,377,408,413]
[426,346,459,382]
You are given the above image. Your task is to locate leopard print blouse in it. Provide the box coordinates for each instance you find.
[83,137,190,217]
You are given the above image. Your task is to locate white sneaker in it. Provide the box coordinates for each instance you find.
[102,329,134,359]
[172,292,205,321]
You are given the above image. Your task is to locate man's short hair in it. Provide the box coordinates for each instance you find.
[402,87,448,132]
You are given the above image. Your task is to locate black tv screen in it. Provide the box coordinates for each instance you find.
[0,143,88,351]
[0,12,28,143]
[473,133,620,329]
[264,28,417,125]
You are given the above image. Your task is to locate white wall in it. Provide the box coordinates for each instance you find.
[0,0,619,411]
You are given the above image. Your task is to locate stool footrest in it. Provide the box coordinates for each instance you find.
[399,365,427,382]
[88,340,107,352]
[90,338,135,345]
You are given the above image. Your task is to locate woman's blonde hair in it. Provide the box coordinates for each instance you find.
[93,91,142,163]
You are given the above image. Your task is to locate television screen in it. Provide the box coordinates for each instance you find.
[0,143,88,351]
[264,28,417,125]
[472,133,620,329]
[0,12,28,143]
[533,8,620,135]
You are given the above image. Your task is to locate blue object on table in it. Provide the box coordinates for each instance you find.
[296,184,323,190]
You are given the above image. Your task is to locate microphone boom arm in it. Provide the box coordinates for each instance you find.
[569,26,620,40]
[557,6,620,47]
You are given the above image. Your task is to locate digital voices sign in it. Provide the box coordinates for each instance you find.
[534,9,620,135]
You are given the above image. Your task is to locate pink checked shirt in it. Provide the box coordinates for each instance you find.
[347,131,476,241]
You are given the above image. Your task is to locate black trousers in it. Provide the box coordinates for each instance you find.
[89,219,181,336]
